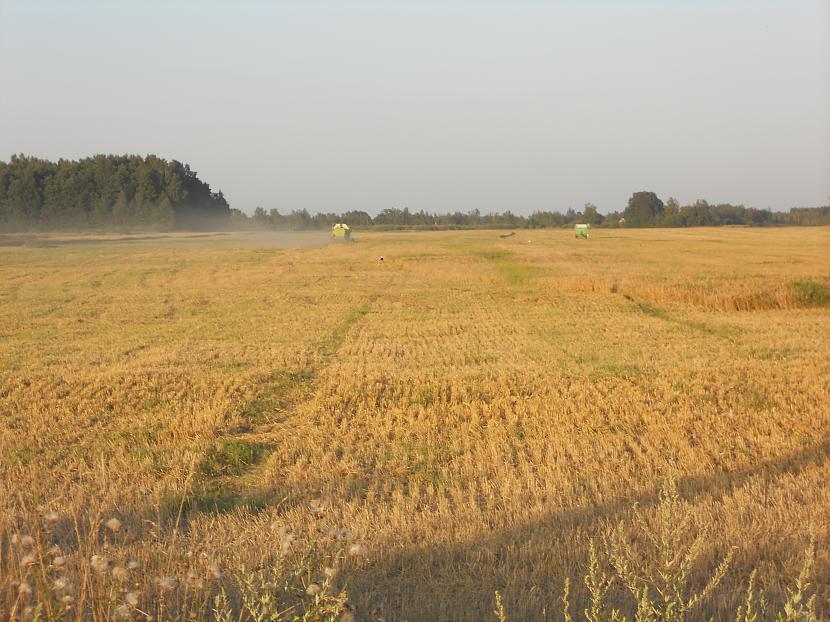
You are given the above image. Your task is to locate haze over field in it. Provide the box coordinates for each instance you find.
[2,3,830,621]
[1,0,828,215]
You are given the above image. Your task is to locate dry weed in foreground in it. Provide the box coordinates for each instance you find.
[1,509,364,622]
[1,480,819,621]
[498,479,819,622]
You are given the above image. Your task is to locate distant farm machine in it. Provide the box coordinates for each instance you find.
[574,224,589,239]
[331,223,352,241]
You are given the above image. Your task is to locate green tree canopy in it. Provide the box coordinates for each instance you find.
[623,191,665,227]
[0,154,230,231]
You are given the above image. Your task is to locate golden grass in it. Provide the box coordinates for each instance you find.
[1,227,829,620]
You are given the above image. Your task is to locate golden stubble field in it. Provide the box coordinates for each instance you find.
[1,227,829,621]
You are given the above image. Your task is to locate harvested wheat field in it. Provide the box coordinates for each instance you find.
[1,227,829,621]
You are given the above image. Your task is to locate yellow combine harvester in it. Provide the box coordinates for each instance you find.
[331,223,351,241]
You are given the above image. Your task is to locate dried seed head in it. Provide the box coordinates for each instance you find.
[90,554,110,573]
[280,533,296,555]
[61,594,74,606]
[105,518,122,533]
[348,544,367,558]
[271,522,289,537]
[112,565,129,582]
[208,563,222,579]
[127,560,141,570]
[186,571,204,589]
[52,556,67,568]
[158,576,177,591]
[20,553,37,566]
[44,511,61,525]
[114,603,132,620]
[306,583,321,596]
[52,577,71,592]
[125,591,140,607]
[324,566,338,580]
[20,535,35,548]
[18,581,33,598]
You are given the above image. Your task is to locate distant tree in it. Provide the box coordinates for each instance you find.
[268,208,285,228]
[662,197,681,227]
[501,210,520,226]
[710,203,743,225]
[286,209,312,230]
[564,208,577,224]
[311,212,339,229]
[153,196,176,229]
[253,206,269,227]
[623,191,665,227]
[743,207,772,226]
[111,190,130,225]
[341,210,371,227]
[229,208,251,229]
[784,205,830,226]
[0,154,230,231]
[682,199,714,227]
[601,211,623,227]
[5,160,827,232]
[529,211,564,228]
[374,208,405,226]
[582,203,603,225]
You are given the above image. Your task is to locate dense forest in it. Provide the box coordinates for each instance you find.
[1,155,827,232]
[0,154,230,230]
[234,192,830,231]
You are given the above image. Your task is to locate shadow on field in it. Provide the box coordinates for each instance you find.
[345,439,830,621]
[30,436,826,620]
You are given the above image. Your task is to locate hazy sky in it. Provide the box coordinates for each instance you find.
[1,1,828,215]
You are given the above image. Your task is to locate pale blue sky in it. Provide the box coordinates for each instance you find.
[1,0,828,214]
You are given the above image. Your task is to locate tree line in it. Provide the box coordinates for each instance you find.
[2,154,827,231]
[235,192,829,231]
[0,154,230,231]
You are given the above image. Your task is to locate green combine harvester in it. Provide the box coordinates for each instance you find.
[574,223,589,239]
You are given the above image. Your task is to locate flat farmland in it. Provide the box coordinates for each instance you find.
[1,227,829,621]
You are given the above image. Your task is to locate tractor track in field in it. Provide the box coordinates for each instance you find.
[188,288,384,514]
[619,292,741,342]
